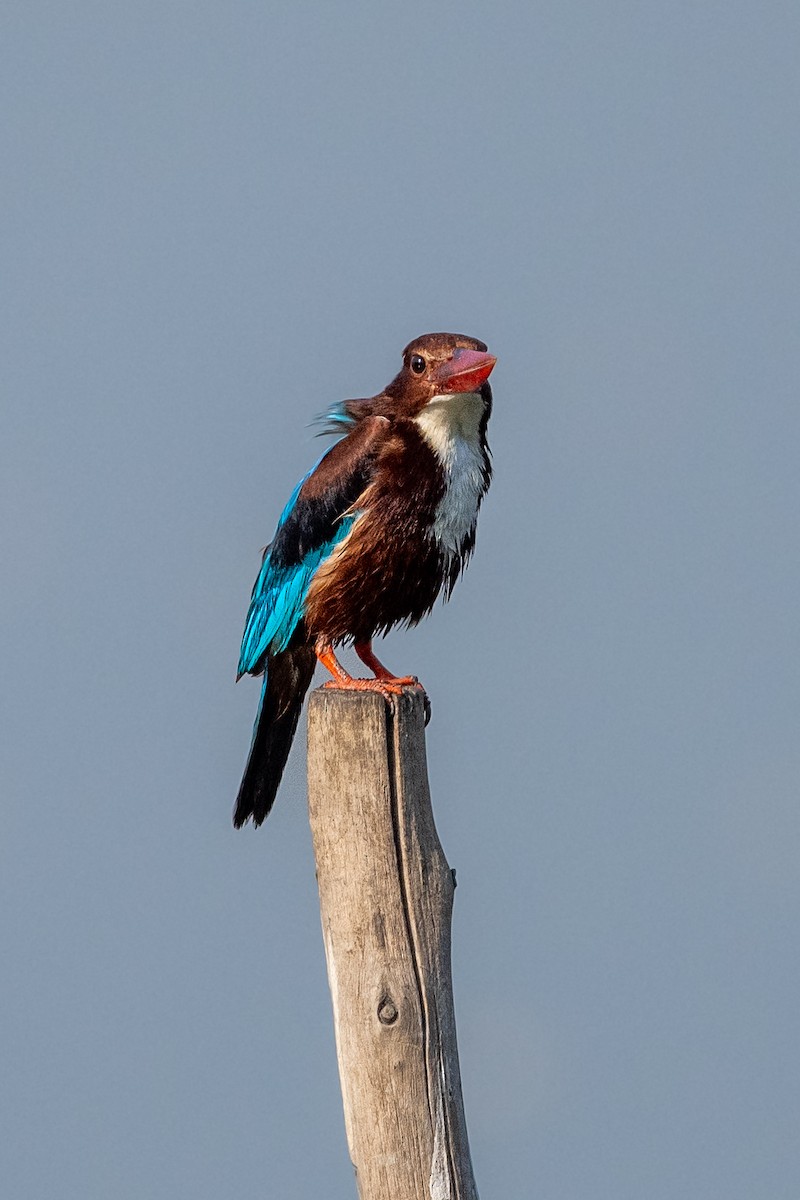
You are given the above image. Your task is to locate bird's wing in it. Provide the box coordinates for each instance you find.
[238,415,389,675]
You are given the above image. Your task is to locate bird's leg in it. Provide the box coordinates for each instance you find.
[355,640,431,724]
[354,640,420,687]
[315,640,416,700]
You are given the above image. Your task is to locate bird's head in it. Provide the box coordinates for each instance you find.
[387,333,497,415]
[322,332,497,429]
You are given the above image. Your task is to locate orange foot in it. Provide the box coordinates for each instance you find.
[316,641,430,721]
[321,676,406,700]
[354,641,424,691]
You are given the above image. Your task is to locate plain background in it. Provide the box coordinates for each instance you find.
[2,2,799,1197]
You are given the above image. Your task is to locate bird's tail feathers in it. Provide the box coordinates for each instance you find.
[233,647,316,828]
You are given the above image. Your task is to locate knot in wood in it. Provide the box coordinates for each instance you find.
[377,995,398,1026]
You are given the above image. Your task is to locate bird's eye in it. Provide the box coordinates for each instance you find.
[410,354,426,374]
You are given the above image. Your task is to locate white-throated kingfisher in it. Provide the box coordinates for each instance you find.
[234,332,496,827]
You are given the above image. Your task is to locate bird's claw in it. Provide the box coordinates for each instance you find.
[322,675,431,722]
[322,677,406,700]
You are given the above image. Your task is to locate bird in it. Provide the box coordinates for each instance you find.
[234,331,497,827]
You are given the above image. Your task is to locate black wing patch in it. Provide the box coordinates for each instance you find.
[268,415,389,570]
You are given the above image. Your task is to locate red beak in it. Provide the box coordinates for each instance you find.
[433,348,497,393]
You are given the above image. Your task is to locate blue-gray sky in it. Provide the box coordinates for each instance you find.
[2,2,799,1196]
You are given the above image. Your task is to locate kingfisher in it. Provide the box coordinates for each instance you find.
[234,332,496,827]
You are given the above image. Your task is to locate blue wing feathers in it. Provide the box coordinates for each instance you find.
[315,402,356,435]
[239,416,387,678]
[238,452,331,676]
[276,469,311,530]
[238,511,356,675]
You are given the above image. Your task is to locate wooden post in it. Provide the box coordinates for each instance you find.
[307,686,479,1200]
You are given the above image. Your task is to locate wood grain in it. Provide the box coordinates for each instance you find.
[307,687,479,1200]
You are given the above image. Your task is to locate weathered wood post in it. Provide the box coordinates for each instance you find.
[307,686,479,1200]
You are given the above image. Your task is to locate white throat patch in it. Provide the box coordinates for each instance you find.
[414,390,487,557]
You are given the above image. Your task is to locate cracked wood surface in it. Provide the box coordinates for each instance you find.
[307,687,479,1200]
